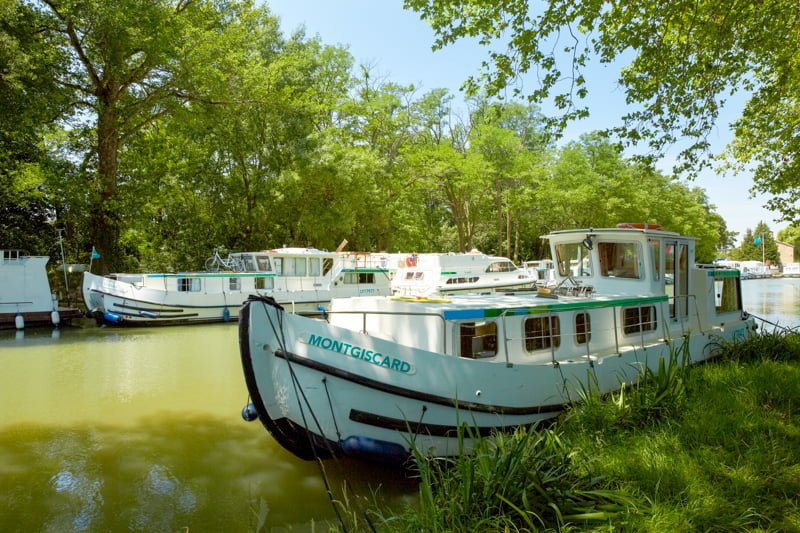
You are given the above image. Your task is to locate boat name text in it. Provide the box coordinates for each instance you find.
[307,334,413,374]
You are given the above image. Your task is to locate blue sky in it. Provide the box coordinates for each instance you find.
[267,0,786,243]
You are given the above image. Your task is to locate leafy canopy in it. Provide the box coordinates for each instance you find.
[404,0,800,225]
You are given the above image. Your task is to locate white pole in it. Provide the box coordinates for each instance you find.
[57,229,71,306]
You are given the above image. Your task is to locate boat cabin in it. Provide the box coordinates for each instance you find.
[327,226,745,365]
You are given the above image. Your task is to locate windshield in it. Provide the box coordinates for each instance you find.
[555,242,592,277]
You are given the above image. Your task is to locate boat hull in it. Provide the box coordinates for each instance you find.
[83,273,334,326]
[240,296,754,461]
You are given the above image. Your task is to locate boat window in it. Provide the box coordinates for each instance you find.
[623,306,657,335]
[555,243,592,277]
[715,277,741,313]
[575,313,591,344]
[272,258,283,275]
[460,321,497,358]
[255,255,271,272]
[322,258,333,275]
[649,239,661,281]
[293,258,307,276]
[242,255,256,272]
[446,276,479,284]
[524,316,561,352]
[309,258,321,276]
[255,277,274,290]
[343,272,375,284]
[486,261,516,273]
[229,278,241,291]
[598,242,642,279]
[177,278,201,292]
[404,272,415,280]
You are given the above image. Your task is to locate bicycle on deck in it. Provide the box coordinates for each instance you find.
[204,246,243,272]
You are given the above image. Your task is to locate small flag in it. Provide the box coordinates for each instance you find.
[753,235,762,246]
[91,246,101,259]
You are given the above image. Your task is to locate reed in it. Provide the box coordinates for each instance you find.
[340,331,800,532]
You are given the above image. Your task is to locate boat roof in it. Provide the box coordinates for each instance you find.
[332,291,667,320]
[543,226,689,240]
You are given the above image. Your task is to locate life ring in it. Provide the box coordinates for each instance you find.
[616,222,662,230]
[405,255,417,267]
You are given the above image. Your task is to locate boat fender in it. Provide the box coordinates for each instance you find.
[103,311,122,324]
[139,310,158,319]
[51,310,61,327]
[340,435,408,463]
[15,313,24,330]
[241,403,258,422]
[223,307,231,322]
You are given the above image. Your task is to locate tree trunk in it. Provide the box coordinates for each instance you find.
[91,96,120,273]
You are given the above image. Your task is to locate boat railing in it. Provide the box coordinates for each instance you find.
[326,310,449,353]
[1,250,28,263]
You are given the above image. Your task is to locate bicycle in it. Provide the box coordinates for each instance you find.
[204,246,243,272]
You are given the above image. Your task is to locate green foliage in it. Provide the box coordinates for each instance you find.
[360,331,800,532]
[3,0,735,271]
[404,0,800,225]
[394,424,643,532]
[728,221,780,264]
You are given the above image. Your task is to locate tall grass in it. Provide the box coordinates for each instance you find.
[335,330,800,532]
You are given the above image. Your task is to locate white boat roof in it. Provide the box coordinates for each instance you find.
[544,226,688,240]
[331,291,666,320]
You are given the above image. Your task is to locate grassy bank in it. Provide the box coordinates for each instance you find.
[335,330,800,532]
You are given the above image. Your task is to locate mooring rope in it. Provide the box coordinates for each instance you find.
[258,298,377,533]
[744,311,798,333]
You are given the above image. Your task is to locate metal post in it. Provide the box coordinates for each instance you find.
[57,228,71,306]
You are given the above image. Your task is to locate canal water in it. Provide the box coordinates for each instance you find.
[1,277,798,531]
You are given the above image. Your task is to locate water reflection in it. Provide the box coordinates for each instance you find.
[0,323,417,532]
[742,278,800,329]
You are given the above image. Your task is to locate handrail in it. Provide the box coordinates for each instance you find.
[1,250,28,262]
[325,310,450,353]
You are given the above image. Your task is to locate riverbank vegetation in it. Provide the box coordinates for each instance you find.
[2,0,749,274]
[331,329,800,532]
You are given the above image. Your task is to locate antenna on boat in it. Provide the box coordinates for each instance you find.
[335,239,349,253]
[56,228,72,307]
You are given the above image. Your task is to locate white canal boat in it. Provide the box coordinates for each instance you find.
[385,251,535,296]
[82,248,391,326]
[1,250,82,329]
[239,225,755,461]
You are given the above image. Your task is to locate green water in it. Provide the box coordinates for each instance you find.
[0,324,415,532]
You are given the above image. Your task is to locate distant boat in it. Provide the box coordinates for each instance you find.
[783,263,800,277]
[0,250,82,329]
[382,251,536,296]
[522,259,556,287]
[239,225,755,461]
[82,248,392,326]
[714,259,771,280]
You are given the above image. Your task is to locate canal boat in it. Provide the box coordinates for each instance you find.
[1,250,82,329]
[522,259,556,287]
[783,263,800,277]
[385,251,535,296]
[239,225,756,461]
[82,248,391,326]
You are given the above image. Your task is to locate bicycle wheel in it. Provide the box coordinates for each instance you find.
[205,256,220,272]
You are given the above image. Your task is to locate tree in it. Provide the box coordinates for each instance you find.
[734,222,779,265]
[404,0,800,226]
[30,0,259,270]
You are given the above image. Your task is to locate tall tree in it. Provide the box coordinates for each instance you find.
[404,0,800,225]
[32,0,252,270]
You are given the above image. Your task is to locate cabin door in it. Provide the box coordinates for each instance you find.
[665,241,690,321]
